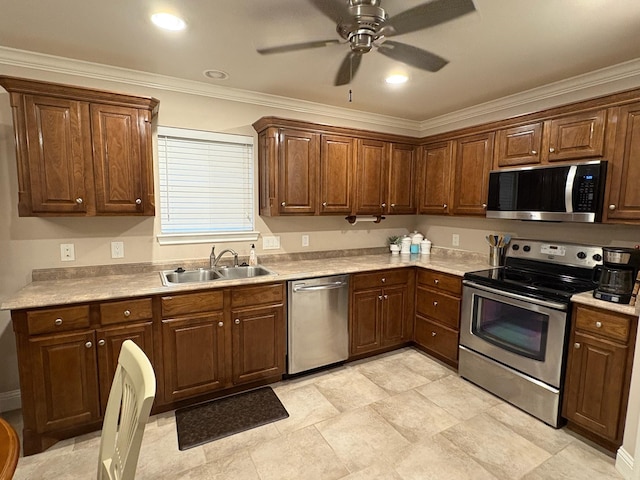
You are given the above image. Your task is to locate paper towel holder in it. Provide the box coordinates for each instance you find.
[345,215,385,225]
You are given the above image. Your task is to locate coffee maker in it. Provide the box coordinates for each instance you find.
[593,247,640,304]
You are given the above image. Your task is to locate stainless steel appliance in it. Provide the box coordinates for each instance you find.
[287,275,349,374]
[486,160,607,223]
[593,247,640,304]
[459,239,602,427]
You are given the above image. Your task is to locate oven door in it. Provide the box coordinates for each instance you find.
[460,281,569,388]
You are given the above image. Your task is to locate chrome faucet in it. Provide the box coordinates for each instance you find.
[211,247,239,268]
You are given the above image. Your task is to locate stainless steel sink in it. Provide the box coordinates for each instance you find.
[160,265,277,286]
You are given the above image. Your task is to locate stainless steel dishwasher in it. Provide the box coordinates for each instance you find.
[287,274,349,374]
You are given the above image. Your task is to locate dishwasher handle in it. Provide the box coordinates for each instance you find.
[292,281,347,292]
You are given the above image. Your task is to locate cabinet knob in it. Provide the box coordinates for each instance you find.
[549,147,555,153]
[443,204,447,209]
[574,342,581,349]
[609,204,616,211]
[482,203,487,209]
[531,150,537,155]
[123,310,131,317]
[378,295,383,300]
[322,202,327,207]
[384,294,388,299]
[381,203,386,208]
[218,321,224,327]
[281,202,286,207]
[381,278,386,283]
[235,318,240,325]
[85,341,93,349]
[433,301,438,307]
[595,321,602,328]
[75,198,83,204]
[54,318,63,326]
[431,331,437,337]
[98,339,105,346]
[390,203,396,208]
[135,198,142,205]
[434,279,439,285]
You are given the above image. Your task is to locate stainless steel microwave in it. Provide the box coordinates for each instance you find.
[486,160,607,223]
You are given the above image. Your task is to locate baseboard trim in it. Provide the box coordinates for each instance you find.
[616,446,634,479]
[0,389,21,413]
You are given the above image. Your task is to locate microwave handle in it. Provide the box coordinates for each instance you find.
[565,165,577,213]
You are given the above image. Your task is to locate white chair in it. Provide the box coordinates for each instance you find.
[98,340,156,480]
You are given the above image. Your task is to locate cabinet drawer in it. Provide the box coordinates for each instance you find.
[416,269,461,295]
[415,315,459,364]
[416,286,460,329]
[352,269,410,290]
[27,305,90,335]
[231,283,284,308]
[161,290,224,317]
[574,306,632,343]
[100,298,152,325]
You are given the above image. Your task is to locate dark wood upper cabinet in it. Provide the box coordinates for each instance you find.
[320,134,354,214]
[355,138,388,215]
[544,109,606,162]
[0,76,158,217]
[451,132,494,216]
[387,143,416,214]
[277,129,319,215]
[417,142,452,215]
[495,122,543,167]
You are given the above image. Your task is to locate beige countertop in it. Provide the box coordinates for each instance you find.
[2,248,637,318]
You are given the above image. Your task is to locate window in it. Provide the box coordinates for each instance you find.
[156,126,257,245]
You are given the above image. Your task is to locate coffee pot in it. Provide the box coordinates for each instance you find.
[593,247,640,304]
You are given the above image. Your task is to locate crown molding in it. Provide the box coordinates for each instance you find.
[0,46,422,134]
[419,58,640,135]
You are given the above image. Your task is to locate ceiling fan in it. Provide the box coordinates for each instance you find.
[257,0,476,86]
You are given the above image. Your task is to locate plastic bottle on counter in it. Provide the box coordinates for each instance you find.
[249,244,258,266]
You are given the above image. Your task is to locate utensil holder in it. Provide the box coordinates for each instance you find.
[489,246,506,267]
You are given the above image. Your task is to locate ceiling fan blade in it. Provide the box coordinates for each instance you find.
[335,52,362,86]
[386,0,476,36]
[257,39,341,55]
[377,41,448,72]
[309,0,350,25]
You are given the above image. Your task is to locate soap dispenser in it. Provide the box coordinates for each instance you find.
[249,244,257,266]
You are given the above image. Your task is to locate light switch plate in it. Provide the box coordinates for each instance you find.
[302,235,309,247]
[262,236,281,250]
[111,241,125,258]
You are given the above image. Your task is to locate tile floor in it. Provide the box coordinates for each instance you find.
[2,348,623,479]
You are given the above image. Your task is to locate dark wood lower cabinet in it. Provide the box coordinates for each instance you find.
[562,304,637,451]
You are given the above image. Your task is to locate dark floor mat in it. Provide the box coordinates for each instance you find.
[175,386,289,450]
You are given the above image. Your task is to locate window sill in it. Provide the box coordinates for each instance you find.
[157,231,260,245]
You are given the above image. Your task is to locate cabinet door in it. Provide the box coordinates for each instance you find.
[545,110,606,162]
[231,304,285,385]
[380,284,411,347]
[350,288,382,355]
[414,315,459,366]
[22,95,92,215]
[161,313,227,402]
[562,331,628,441]
[451,132,494,215]
[604,102,640,222]
[387,143,416,214]
[495,122,543,167]
[355,139,388,215]
[96,322,154,412]
[278,129,319,214]
[91,104,150,214]
[29,330,100,432]
[320,134,353,214]
[417,142,452,214]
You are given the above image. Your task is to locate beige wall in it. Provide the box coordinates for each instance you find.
[2,59,640,470]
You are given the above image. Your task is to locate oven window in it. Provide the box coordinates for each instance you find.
[472,297,549,361]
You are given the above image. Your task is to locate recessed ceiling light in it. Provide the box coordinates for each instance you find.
[386,74,408,85]
[151,12,186,31]
[203,70,229,80]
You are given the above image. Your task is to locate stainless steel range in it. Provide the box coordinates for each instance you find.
[459,239,603,427]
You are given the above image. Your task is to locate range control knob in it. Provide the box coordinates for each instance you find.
[593,253,603,262]
[512,244,520,251]
[577,251,587,260]
[523,245,531,252]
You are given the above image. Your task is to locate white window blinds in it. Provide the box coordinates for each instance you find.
[157,126,254,236]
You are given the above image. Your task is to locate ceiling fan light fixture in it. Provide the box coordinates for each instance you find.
[151,12,186,31]
[386,74,408,84]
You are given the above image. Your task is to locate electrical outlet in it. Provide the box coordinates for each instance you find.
[262,236,281,250]
[60,243,75,261]
[111,241,125,259]
[452,234,460,247]
[302,234,309,247]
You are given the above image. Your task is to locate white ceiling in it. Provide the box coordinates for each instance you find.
[1,0,640,122]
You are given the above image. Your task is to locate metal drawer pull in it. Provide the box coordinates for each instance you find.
[434,279,439,284]
[384,294,388,299]
[378,295,383,300]
[595,321,602,328]
[124,310,131,317]
[54,318,63,326]
[431,331,436,337]
[75,198,83,204]
[381,278,386,283]
[574,342,581,349]
[85,341,92,349]
[218,321,224,327]
[98,339,105,346]
[235,319,240,325]
[433,301,438,306]
[135,198,142,205]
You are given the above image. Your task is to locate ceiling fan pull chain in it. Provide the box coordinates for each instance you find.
[349,89,352,102]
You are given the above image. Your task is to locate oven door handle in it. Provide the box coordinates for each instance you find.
[462,280,568,311]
